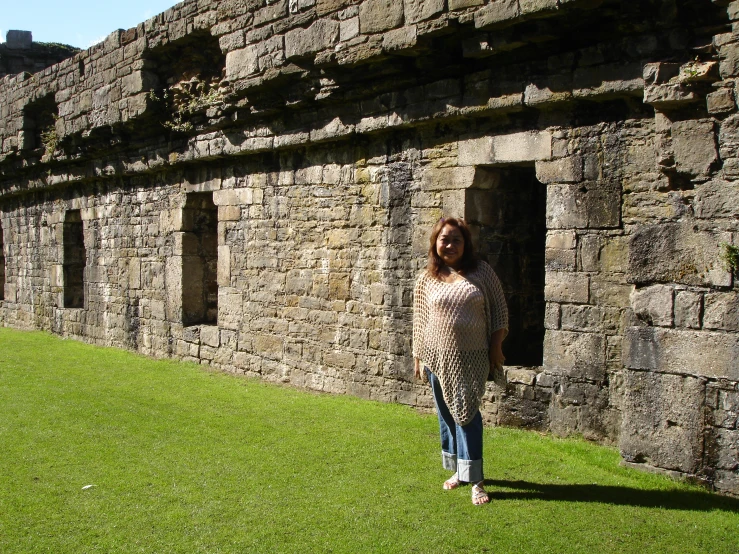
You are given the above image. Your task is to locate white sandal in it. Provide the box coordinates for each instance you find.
[471,482,490,505]
[443,475,461,490]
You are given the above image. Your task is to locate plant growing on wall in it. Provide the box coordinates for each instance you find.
[40,116,59,159]
[148,76,225,134]
[720,242,739,277]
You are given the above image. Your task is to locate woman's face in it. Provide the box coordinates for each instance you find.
[436,224,465,268]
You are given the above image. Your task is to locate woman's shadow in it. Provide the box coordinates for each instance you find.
[484,479,739,512]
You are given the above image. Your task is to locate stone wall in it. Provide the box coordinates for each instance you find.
[0,31,79,79]
[0,0,737,495]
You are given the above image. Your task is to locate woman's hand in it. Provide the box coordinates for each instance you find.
[489,343,505,370]
[414,357,422,380]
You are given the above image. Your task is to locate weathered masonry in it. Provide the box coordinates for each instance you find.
[1,0,738,495]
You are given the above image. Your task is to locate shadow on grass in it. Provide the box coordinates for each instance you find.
[485,480,739,513]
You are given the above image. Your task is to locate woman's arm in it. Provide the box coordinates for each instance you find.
[488,328,506,370]
[412,273,428,380]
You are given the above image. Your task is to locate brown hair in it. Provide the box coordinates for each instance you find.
[427,217,478,279]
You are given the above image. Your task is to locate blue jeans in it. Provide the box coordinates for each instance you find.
[426,367,484,483]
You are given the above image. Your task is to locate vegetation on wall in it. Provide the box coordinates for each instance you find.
[720,242,739,277]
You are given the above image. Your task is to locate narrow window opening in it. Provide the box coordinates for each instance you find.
[22,93,58,152]
[467,167,546,366]
[0,221,5,301]
[63,210,86,309]
[182,192,218,326]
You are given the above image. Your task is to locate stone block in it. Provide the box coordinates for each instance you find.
[545,271,589,303]
[421,166,476,191]
[506,368,537,386]
[359,0,404,34]
[324,350,356,368]
[546,182,621,229]
[709,428,739,470]
[624,326,739,380]
[519,0,559,15]
[213,188,254,206]
[165,259,183,322]
[403,0,444,24]
[458,131,552,165]
[535,156,583,184]
[719,42,739,78]
[561,305,604,333]
[706,88,736,114]
[628,223,731,287]
[630,285,673,327]
[545,247,576,271]
[442,190,465,219]
[340,17,360,41]
[225,46,259,81]
[695,180,739,219]
[218,288,243,331]
[285,19,340,59]
[643,84,697,107]
[254,334,284,360]
[671,120,718,177]
[129,257,141,290]
[703,293,739,331]
[578,234,601,272]
[218,246,231,287]
[50,265,64,287]
[121,70,158,96]
[544,302,561,329]
[254,0,287,25]
[200,325,220,348]
[674,291,702,329]
[383,26,417,52]
[589,279,633,308]
[329,274,350,300]
[620,370,705,473]
[218,206,241,221]
[286,269,313,295]
[449,0,484,8]
[160,209,183,233]
[546,230,576,250]
[474,0,520,28]
[543,330,606,381]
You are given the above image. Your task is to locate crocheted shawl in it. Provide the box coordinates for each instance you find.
[413,261,508,425]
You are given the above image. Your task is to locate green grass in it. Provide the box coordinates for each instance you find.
[0,328,737,553]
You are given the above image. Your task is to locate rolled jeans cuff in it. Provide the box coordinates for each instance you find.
[457,458,483,483]
[442,451,457,472]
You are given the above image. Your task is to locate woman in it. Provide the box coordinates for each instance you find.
[413,217,508,506]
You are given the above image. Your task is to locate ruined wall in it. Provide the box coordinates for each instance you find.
[0,0,737,495]
[0,31,79,79]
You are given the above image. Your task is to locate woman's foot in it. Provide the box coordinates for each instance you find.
[471,482,490,505]
[443,475,461,490]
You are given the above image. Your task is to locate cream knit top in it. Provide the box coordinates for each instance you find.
[413,261,508,425]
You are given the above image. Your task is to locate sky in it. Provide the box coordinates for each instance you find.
[1,1,183,49]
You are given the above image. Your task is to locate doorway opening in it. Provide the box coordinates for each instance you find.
[63,210,86,309]
[466,167,546,366]
[182,192,218,326]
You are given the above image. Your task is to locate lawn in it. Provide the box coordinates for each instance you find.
[0,328,737,553]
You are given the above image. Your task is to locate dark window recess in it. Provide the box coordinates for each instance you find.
[182,192,218,326]
[0,222,5,301]
[63,210,86,309]
[22,93,58,151]
[466,167,546,367]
